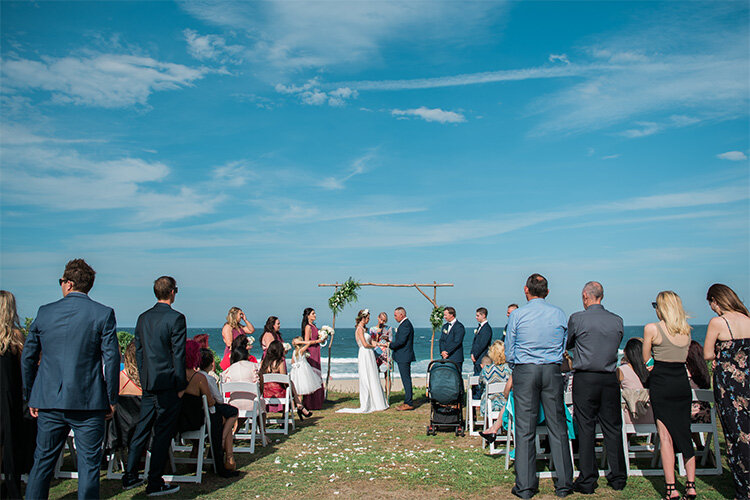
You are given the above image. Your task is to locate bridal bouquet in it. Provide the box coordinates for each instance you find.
[282,342,292,353]
[247,335,256,346]
[318,325,334,347]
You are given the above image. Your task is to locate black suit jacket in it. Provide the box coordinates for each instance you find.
[439,320,465,367]
[390,318,416,363]
[135,302,187,393]
[470,322,493,368]
[22,292,120,410]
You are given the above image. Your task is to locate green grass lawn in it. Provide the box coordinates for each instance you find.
[46,389,736,499]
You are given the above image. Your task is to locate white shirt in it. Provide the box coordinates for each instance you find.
[199,370,222,402]
[447,318,456,332]
[477,320,487,331]
[398,317,408,326]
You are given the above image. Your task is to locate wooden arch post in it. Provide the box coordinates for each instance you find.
[318,281,453,394]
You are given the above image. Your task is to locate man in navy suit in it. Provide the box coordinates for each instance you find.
[122,276,188,495]
[22,258,120,500]
[470,307,493,398]
[390,307,415,411]
[440,306,466,372]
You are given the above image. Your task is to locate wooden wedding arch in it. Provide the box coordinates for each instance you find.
[317,281,453,393]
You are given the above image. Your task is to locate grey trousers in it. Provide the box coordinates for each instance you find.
[512,363,573,498]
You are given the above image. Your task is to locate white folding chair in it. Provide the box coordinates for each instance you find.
[677,389,722,476]
[466,375,483,436]
[222,381,265,453]
[262,374,296,435]
[482,382,514,468]
[620,397,661,477]
[159,395,216,483]
[534,391,576,479]
[53,430,78,479]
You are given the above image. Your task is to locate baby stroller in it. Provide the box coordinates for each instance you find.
[426,359,465,436]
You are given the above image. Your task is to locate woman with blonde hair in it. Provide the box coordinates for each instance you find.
[704,284,750,500]
[478,340,513,443]
[119,340,142,396]
[642,291,696,500]
[0,290,28,498]
[220,306,255,370]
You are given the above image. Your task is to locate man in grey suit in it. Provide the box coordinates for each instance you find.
[567,281,626,493]
[506,274,573,499]
[22,259,120,500]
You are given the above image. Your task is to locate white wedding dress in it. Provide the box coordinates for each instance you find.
[336,331,388,414]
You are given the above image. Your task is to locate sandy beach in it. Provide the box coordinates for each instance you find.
[327,376,427,393]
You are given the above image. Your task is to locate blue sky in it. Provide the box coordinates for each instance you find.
[1,1,748,328]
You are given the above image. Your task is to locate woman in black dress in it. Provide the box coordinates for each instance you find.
[642,291,696,500]
[0,291,29,499]
[704,284,750,500]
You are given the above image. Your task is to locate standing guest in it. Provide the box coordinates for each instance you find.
[616,338,653,425]
[642,291,696,500]
[391,307,416,411]
[1,290,29,499]
[122,276,186,495]
[220,307,255,370]
[505,273,573,499]
[502,304,519,342]
[566,281,626,494]
[704,284,750,500]
[685,341,711,424]
[471,307,493,399]
[301,308,325,410]
[261,316,283,357]
[22,259,120,500]
[440,307,466,372]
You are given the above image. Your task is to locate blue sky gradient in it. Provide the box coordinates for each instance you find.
[1,1,748,327]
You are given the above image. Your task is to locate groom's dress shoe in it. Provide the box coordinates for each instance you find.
[396,403,414,411]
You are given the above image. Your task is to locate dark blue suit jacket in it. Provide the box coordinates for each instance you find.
[470,322,493,369]
[439,320,465,367]
[22,292,119,410]
[390,318,415,363]
[135,302,187,393]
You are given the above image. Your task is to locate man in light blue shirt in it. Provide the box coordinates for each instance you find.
[505,274,573,499]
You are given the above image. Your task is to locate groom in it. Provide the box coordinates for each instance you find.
[391,307,415,411]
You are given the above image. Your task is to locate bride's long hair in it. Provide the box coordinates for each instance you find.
[355,309,370,327]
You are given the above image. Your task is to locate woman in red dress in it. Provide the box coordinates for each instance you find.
[259,341,312,419]
[220,307,255,370]
[301,308,325,410]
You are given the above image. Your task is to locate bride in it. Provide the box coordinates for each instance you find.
[336,309,389,414]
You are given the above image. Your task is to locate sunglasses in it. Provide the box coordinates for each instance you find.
[651,302,658,309]
[59,278,74,286]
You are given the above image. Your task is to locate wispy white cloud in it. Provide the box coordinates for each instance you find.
[319,151,375,190]
[717,151,747,161]
[620,115,701,138]
[391,107,466,124]
[549,54,570,64]
[183,29,244,64]
[212,160,257,186]
[178,1,504,70]
[275,78,358,106]
[1,54,208,108]
[601,154,620,160]
[0,123,106,145]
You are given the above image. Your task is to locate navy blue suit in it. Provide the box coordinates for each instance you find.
[439,320,465,372]
[126,302,187,487]
[390,318,415,406]
[470,322,493,397]
[22,291,119,500]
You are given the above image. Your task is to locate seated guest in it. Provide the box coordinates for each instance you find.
[120,341,142,396]
[198,348,239,461]
[685,341,711,424]
[198,348,222,402]
[180,340,238,476]
[617,338,654,424]
[479,340,512,418]
[258,340,312,419]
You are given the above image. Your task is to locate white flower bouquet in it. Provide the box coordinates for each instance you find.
[318,325,334,347]
[283,342,292,353]
[247,335,255,345]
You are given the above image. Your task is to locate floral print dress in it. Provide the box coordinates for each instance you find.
[713,317,750,500]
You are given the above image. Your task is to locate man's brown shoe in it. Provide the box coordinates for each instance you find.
[400,404,415,411]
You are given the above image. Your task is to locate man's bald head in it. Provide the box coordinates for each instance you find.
[582,281,603,308]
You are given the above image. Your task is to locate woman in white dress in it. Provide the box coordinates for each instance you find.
[337,309,389,414]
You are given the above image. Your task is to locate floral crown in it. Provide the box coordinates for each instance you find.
[361,308,369,316]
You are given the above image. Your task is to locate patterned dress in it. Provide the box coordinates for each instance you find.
[712,318,750,500]
[479,363,512,417]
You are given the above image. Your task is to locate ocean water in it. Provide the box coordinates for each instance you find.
[120,324,708,379]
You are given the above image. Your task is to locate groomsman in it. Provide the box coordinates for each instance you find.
[567,281,626,493]
[439,307,466,372]
[470,307,493,398]
[391,307,416,411]
[22,259,120,500]
[501,303,519,342]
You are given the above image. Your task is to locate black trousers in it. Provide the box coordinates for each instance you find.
[472,362,483,400]
[572,371,627,492]
[126,389,181,486]
[512,363,573,498]
[396,361,413,406]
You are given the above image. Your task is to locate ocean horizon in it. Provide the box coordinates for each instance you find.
[119,324,708,379]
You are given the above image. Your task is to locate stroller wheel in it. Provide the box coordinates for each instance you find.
[426,426,433,436]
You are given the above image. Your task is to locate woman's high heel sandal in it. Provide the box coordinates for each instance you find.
[478,430,497,444]
[682,481,697,500]
[662,483,679,500]
[297,406,312,420]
